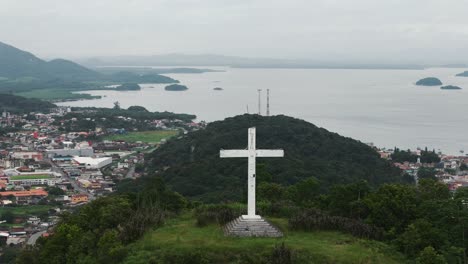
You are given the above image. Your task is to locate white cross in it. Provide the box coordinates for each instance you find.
[220,127,284,219]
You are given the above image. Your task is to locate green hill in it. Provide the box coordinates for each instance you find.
[0,41,100,81]
[146,114,403,202]
[0,93,56,113]
[122,213,406,264]
[0,41,179,99]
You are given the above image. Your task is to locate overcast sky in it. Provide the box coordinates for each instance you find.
[1,0,468,64]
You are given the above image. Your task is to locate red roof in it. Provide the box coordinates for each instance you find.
[0,190,48,197]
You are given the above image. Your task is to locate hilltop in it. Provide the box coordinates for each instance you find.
[0,41,100,81]
[145,114,403,202]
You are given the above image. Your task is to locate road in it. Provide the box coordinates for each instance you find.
[125,165,135,179]
[27,230,46,245]
[46,158,95,201]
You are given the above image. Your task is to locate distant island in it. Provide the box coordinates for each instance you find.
[165,84,188,91]
[213,87,223,91]
[441,85,462,90]
[115,83,141,91]
[456,71,468,77]
[415,77,443,86]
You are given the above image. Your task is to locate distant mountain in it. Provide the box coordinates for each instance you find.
[144,114,403,202]
[0,41,101,81]
[0,41,180,94]
[78,54,425,69]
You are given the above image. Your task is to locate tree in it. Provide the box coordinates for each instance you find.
[1,210,15,224]
[397,219,448,257]
[46,186,65,196]
[418,179,450,201]
[418,167,437,181]
[287,177,319,206]
[258,182,285,202]
[416,246,447,264]
[113,101,121,110]
[364,184,419,233]
[127,105,148,112]
[326,180,370,219]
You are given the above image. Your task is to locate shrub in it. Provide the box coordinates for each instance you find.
[289,209,383,240]
[194,204,238,227]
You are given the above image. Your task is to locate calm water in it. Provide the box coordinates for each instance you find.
[58,67,468,154]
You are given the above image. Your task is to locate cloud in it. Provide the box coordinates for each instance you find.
[1,0,467,64]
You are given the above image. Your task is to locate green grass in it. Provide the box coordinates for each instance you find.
[103,130,178,144]
[0,205,52,217]
[10,174,52,180]
[15,89,101,101]
[123,213,406,264]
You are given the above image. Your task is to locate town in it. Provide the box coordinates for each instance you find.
[0,105,204,247]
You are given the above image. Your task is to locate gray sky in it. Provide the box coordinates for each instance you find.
[1,0,468,64]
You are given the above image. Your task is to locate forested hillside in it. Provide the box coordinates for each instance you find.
[146,114,404,202]
[0,93,56,113]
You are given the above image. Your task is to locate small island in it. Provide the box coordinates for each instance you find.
[213,87,223,91]
[165,84,188,91]
[415,77,443,86]
[115,83,141,91]
[456,71,468,77]
[441,85,462,90]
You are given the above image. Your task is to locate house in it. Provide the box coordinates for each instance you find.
[0,190,48,204]
[71,194,88,204]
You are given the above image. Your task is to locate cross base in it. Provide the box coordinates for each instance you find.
[242,214,262,220]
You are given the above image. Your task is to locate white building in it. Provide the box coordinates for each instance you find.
[72,156,112,169]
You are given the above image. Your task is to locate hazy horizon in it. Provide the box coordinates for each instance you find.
[2,0,468,65]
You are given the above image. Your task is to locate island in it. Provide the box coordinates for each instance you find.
[415,77,443,86]
[213,87,223,91]
[456,71,468,77]
[115,83,141,91]
[165,84,188,91]
[441,85,462,90]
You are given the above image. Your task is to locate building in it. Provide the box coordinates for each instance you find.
[0,189,48,204]
[71,194,88,204]
[9,174,59,186]
[72,156,112,169]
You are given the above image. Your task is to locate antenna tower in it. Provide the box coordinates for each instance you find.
[257,89,262,115]
[266,89,270,116]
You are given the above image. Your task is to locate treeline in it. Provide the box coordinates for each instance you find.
[195,178,468,263]
[52,106,196,132]
[0,93,56,113]
[11,177,186,264]
[391,147,441,163]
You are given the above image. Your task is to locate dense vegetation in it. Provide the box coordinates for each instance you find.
[0,41,178,99]
[441,85,462,90]
[115,83,141,91]
[52,106,196,132]
[391,147,441,163]
[165,84,188,91]
[144,114,403,202]
[12,177,186,264]
[0,93,56,113]
[415,77,443,86]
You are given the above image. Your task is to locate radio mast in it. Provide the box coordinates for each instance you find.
[266,89,270,116]
[257,89,262,115]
